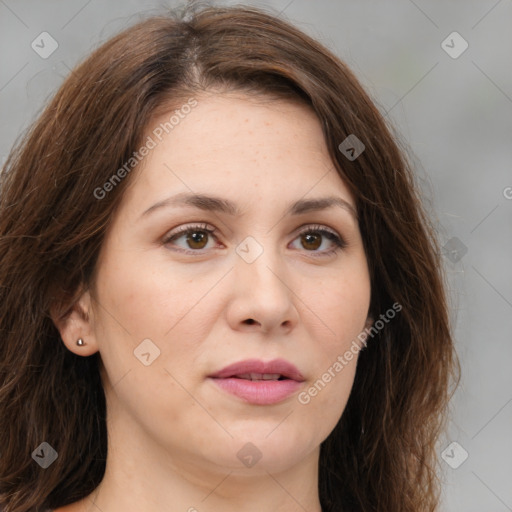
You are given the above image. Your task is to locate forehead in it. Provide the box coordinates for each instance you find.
[122,92,354,213]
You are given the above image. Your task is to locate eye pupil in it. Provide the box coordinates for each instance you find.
[302,232,322,250]
[187,231,208,249]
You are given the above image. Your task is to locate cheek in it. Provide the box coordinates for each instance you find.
[95,246,217,339]
[92,248,226,388]
[93,253,212,424]
[296,335,359,447]
[297,276,367,437]
[311,265,370,344]
[300,258,370,407]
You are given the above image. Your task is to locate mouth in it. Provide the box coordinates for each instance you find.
[230,373,289,381]
[208,359,305,405]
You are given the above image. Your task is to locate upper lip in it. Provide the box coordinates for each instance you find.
[209,358,305,382]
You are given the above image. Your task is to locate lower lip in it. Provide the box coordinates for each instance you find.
[210,377,303,405]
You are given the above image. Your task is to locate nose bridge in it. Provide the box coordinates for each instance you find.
[235,234,283,291]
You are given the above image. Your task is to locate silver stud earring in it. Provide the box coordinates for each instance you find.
[76,338,85,346]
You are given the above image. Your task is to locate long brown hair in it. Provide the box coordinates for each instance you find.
[0,4,458,511]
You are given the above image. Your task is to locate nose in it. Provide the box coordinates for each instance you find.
[225,243,299,335]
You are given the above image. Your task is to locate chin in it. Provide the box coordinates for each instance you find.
[209,430,316,472]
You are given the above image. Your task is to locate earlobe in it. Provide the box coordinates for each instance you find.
[50,288,99,356]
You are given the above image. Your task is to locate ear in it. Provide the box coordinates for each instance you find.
[50,286,99,357]
[364,314,374,330]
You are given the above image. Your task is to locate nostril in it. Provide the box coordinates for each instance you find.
[245,319,256,325]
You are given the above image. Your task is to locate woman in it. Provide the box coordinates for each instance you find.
[0,4,458,511]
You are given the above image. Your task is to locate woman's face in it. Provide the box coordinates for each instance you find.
[86,92,371,477]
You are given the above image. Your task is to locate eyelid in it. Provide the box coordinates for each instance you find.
[163,222,218,240]
[293,223,339,239]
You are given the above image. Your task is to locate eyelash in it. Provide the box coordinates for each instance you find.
[162,223,347,257]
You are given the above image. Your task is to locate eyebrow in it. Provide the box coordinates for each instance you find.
[140,192,357,220]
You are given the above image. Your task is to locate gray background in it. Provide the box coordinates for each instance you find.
[1,0,511,510]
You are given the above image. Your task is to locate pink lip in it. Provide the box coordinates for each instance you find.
[208,358,305,405]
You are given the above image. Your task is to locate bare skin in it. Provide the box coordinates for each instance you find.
[53,92,371,512]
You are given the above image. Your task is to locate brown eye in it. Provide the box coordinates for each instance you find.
[290,226,346,256]
[186,231,209,249]
[301,232,322,250]
[163,223,218,252]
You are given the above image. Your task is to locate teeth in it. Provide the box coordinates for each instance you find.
[260,373,281,380]
[236,373,282,381]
